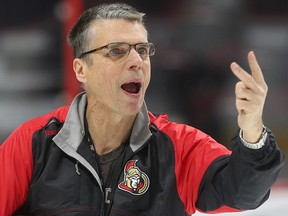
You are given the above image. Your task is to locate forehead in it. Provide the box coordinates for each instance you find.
[90,19,148,45]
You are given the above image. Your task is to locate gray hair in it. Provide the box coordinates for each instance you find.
[67,2,146,61]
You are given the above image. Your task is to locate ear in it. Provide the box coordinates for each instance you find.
[73,58,87,83]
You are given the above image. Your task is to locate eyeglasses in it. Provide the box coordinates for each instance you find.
[78,42,156,59]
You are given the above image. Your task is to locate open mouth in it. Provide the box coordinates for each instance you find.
[121,82,142,94]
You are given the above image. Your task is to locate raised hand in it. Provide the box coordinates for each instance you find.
[230,51,268,143]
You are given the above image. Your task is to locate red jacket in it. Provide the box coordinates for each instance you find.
[0,92,285,215]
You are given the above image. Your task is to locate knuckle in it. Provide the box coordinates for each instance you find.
[246,76,254,85]
[235,82,244,94]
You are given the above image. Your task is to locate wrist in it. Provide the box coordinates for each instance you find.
[242,124,264,143]
[239,126,267,149]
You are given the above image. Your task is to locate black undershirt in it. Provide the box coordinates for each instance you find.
[95,143,126,189]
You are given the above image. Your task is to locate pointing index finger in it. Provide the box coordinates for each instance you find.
[230,61,255,89]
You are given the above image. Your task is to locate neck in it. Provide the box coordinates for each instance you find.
[86,103,136,156]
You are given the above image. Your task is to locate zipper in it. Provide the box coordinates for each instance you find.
[105,136,153,215]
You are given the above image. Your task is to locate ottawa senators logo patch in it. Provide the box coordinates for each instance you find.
[118,160,150,195]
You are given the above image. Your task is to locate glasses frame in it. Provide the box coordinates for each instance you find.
[77,42,155,59]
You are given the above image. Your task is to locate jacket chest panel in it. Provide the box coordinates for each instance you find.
[110,134,186,215]
[20,132,104,215]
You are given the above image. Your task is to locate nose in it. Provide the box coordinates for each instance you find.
[127,48,143,70]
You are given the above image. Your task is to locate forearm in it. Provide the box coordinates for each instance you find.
[196,128,285,212]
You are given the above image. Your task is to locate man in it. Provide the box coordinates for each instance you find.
[0,2,285,216]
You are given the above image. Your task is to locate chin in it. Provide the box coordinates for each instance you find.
[124,102,143,116]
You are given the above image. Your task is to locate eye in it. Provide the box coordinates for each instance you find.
[136,46,148,56]
[108,45,127,56]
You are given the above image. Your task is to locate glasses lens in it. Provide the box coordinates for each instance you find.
[148,43,155,56]
[106,42,155,59]
[135,43,156,57]
[135,44,149,57]
[107,43,129,57]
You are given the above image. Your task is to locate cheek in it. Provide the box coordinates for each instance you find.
[143,65,151,90]
[104,78,115,95]
[90,61,114,90]
[100,70,118,96]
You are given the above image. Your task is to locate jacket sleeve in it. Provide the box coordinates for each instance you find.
[0,123,34,215]
[196,128,285,213]
[152,115,232,215]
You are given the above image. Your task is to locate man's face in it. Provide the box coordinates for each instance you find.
[130,175,141,190]
[76,19,151,117]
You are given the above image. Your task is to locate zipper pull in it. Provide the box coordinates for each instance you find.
[75,161,81,175]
